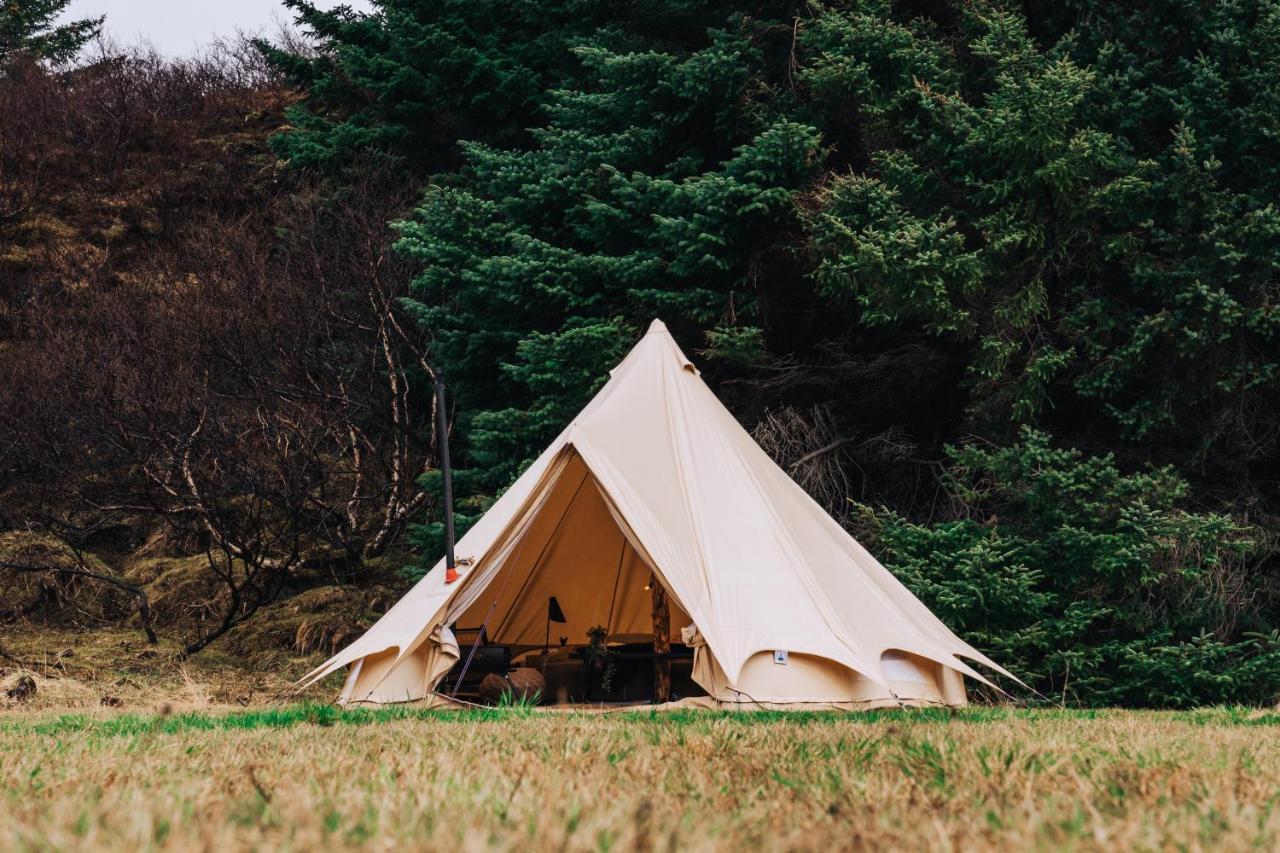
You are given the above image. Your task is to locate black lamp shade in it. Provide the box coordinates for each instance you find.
[547,596,567,624]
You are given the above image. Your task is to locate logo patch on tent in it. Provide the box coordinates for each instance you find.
[773,650,789,665]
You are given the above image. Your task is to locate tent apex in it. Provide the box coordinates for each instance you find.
[645,318,670,335]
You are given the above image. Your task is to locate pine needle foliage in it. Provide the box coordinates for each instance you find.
[263,1,1280,703]
[0,0,101,66]
[857,429,1279,707]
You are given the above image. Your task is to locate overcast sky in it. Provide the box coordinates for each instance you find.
[62,0,375,56]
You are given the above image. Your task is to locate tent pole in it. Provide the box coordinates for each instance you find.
[651,579,671,703]
[435,377,458,584]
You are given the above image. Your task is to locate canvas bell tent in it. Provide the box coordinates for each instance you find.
[299,320,1014,709]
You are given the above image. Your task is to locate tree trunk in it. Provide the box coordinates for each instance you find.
[651,579,671,703]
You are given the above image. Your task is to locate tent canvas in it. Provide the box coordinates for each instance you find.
[300,320,1014,709]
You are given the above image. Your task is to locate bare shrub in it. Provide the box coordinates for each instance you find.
[754,406,919,522]
[0,43,437,654]
[753,406,853,518]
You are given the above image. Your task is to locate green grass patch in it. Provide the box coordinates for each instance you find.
[4,702,1277,740]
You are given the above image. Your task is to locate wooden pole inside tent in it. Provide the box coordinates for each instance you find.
[651,577,671,703]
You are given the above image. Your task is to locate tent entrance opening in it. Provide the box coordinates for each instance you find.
[440,451,704,705]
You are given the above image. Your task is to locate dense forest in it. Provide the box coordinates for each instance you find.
[1,0,1277,706]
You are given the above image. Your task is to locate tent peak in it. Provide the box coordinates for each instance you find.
[641,318,698,374]
[608,319,698,378]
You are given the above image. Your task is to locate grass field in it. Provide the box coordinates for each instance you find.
[1,705,1278,851]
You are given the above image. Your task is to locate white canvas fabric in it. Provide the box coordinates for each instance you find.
[300,320,1015,709]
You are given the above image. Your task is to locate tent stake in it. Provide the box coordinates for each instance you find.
[435,377,458,584]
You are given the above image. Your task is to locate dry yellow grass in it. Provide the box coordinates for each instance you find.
[1,705,1277,851]
[0,625,337,712]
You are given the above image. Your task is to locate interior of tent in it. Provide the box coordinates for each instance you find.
[441,450,701,705]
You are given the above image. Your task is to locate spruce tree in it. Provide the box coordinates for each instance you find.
[800,0,1280,478]
[258,0,611,172]
[395,3,819,489]
[0,0,102,66]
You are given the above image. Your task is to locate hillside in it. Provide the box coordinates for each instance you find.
[0,44,421,692]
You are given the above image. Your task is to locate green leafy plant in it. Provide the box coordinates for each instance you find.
[584,625,618,696]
